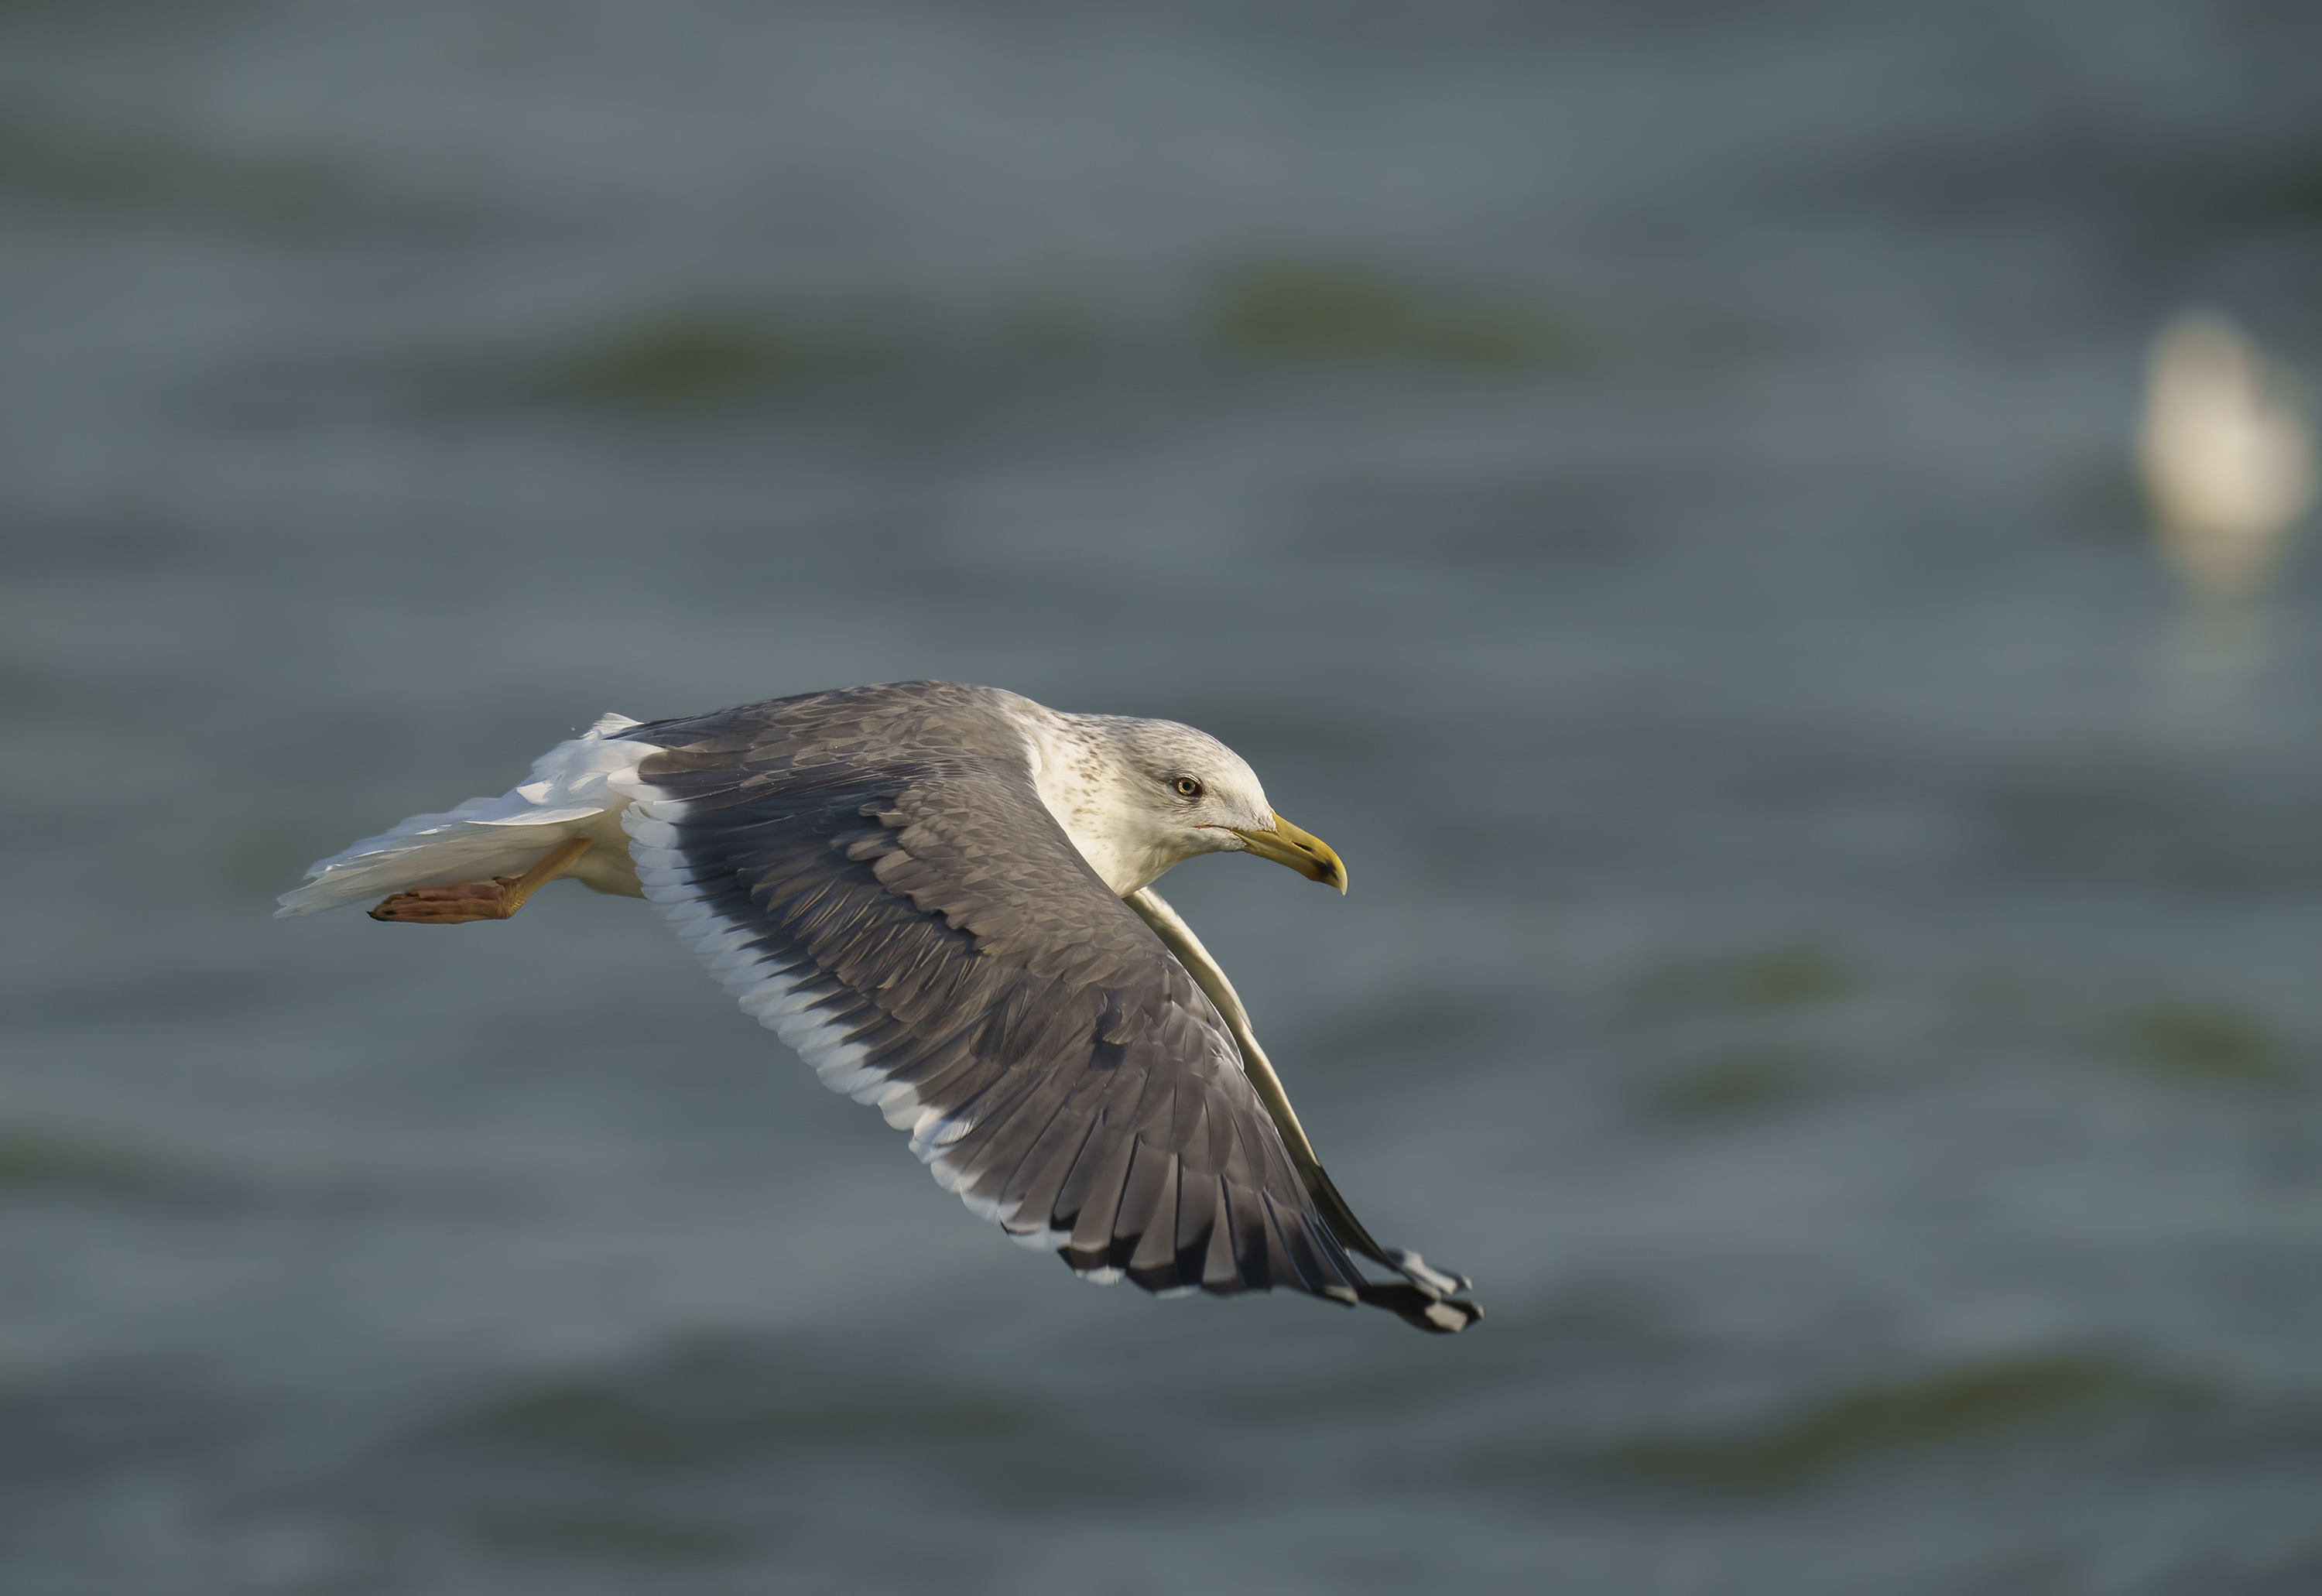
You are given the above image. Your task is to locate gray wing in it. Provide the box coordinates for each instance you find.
[614,683,1370,1308]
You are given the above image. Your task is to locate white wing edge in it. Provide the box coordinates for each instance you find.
[1123,886,1322,1170]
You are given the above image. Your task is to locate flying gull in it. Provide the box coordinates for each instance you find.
[279,680,1481,1333]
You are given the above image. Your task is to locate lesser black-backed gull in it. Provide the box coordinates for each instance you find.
[279,680,1481,1333]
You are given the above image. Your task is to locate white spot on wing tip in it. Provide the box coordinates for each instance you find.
[1389,1249,1469,1299]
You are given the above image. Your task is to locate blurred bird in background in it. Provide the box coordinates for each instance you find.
[2137,310,2314,609]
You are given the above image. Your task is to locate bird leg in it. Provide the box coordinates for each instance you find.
[368,837,594,924]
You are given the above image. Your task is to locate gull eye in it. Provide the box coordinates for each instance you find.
[1171,776,1204,800]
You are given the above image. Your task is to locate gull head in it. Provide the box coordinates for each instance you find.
[1034,711,1349,897]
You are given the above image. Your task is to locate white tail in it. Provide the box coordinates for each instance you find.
[276,713,649,916]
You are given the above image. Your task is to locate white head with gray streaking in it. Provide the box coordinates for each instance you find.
[1012,700,1348,899]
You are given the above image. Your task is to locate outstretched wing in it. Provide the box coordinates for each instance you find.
[614,687,1367,1307]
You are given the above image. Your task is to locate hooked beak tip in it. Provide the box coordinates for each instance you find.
[1228,813,1348,894]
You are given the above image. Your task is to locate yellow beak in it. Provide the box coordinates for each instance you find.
[1228,813,1348,894]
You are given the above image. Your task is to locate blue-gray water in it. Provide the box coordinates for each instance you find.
[6,3,2322,1591]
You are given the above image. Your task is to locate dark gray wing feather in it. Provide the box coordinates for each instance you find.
[614,682,1366,1307]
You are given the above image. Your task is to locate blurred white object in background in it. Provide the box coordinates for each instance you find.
[2137,310,2314,603]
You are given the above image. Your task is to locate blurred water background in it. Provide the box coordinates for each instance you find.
[6,2,2322,1592]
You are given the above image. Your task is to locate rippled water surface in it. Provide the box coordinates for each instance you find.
[6,3,2322,1592]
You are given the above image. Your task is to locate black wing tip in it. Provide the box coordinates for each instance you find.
[1354,1248,1481,1333]
[1060,1238,1485,1334]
